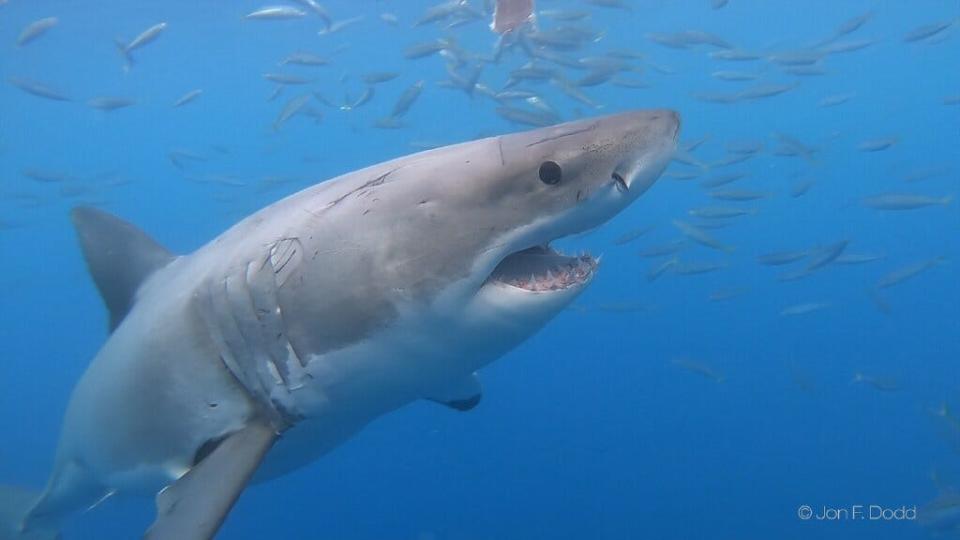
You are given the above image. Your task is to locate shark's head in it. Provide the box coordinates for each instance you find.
[253,109,679,374]
[427,109,680,361]
[475,109,678,284]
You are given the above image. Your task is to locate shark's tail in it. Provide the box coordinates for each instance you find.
[0,486,58,540]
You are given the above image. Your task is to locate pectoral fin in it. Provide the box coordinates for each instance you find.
[425,372,483,411]
[144,421,278,540]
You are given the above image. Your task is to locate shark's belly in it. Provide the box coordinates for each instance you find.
[254,327,441,480]
[254,305,503,480]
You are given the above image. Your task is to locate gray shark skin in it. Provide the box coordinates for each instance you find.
[0,109,679,540]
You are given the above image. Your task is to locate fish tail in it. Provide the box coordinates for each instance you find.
[113,39,133,72]
[0,485,59,540]
[941,194,954,205]
[112,38,128,57]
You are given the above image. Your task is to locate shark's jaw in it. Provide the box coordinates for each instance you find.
[486,244,598,293]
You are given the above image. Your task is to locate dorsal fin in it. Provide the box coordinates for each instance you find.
[71,206,175,331]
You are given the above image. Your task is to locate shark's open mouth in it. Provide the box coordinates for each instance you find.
[488,245,598,292]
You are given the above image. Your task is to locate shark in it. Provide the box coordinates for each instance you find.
[0,109,679,539]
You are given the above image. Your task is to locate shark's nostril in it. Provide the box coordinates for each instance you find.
[612,172,628,192]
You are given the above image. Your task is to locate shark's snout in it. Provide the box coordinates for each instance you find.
[610,109,680,196]
[636,109,681,140]
[659,109,682,140]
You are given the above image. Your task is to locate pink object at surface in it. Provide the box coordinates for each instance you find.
[491,0,535,34]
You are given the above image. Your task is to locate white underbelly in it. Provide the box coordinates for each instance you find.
[254,312,489,480]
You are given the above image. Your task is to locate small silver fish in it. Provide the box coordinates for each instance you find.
[699,172,747,188]
[791,178,815,198]
[709,49,761,61]
[8,77,71,101]
[23,169,73,183]
[785,64,828,77]
[852,372,900,392]
[391,80,425,118]
[857,137,898,152]
[263,73,313,85]
[404,39,450,59]
[340,86,374,111]
[245,6,307,20]
[831,11,875,39]
[17,16,58,47]
[834,253,884,265]
[540,10,591,22]
[373,116,405,130]
[671,358,725,383]
[280,52,329,66]
[575,69,617,87]
[862,194,953,210]
[87,97,136,111]
[780,302,830,316]
[711,153,756,168]
[903,165,950,182]
[805,240,849,271]
[673,220,734,252]
[756,250,808,266]
[173,89,203,108]
[638,240,686,258]
[361,72,399,85]
[585,0,633,10]
[495,106,558,127]
[116,22,167,71]
[125,22,167,52]
[711,70,759,81]
[818,39,876,54]
[817,92,856,107]
[613,226,655,246]
[647,258,678,281]
[903,20,954,43]
[688,206,757,219]
[725,140,764,154]
[736,82,799,100]
[272,94,312,131]
[292,0,332,26]
[876,257,944,289]
[674,261,727,275]
[709,287,748,302]
[767,49,824,66]
[318,16,364,35]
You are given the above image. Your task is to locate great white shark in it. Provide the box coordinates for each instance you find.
[0,109,679,539]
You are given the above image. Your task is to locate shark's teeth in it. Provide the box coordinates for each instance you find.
[497,253,597,292]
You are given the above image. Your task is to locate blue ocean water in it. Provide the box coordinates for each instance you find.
[1,0,958,538]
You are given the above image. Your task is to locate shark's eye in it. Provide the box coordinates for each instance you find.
[539,161,562,185]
